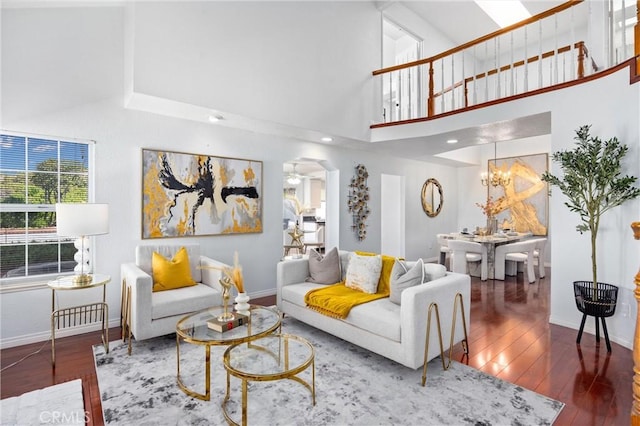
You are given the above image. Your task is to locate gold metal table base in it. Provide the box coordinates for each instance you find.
[222,334,315,426]
[49,274,110,367]
[174,306,283,402]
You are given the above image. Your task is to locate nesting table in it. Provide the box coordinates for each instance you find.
[175,305,282,401]
[222,333,316,426]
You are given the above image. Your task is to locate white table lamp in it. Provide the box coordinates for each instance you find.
[56,203,109,285]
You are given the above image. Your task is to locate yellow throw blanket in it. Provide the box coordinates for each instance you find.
[304,282,388,319]
[304,253,395,319]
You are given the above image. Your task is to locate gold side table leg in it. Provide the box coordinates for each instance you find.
[241,379,248,426]
[51,289,56,367]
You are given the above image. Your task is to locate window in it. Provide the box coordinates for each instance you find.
[0,132,94,285]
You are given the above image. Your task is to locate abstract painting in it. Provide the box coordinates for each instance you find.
[488,153,548,236]
[142,149,262,238]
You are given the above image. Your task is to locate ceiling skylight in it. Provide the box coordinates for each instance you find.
[475,0,531,28]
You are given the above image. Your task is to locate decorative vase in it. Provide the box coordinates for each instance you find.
[234,292,251,316]
[487,217,498,235]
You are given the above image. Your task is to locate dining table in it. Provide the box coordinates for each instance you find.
[448,231,531,279]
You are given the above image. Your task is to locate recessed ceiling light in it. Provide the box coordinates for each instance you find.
[208,114,223,123]
[446,139,458,144]
[321,137,333,142]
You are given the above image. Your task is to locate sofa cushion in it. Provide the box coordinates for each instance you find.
[151,247,197,292]
[282,283,400,342]
[344,298,401,342]
[282,282,327,307]
[151,283,218,320]
[390,258,424,305]
[424,263,447,281]
[306,247,341,284]
[345,253,382,294]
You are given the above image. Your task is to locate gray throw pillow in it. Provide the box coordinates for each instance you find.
[390,258,424,305]
[306,247,341,284]
[424,263,447,281]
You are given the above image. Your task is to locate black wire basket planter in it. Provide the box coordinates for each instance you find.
[573,281,618,352]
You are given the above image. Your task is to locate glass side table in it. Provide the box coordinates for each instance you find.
[175,305,282,401]
[47,273,110,367]
[222,333,315,426]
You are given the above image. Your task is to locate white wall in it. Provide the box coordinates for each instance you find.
[1,2,638,352]
[130,1,379,143]
[0,3,459,347]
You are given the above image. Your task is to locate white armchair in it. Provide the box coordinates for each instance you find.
[121,244,227,354]
[494,240,537,283]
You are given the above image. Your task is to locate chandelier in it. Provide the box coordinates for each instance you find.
[481,142,511,187]
[286,163,302,185]
[481,169,511,187]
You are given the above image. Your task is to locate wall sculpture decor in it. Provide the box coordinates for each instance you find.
[347,164,370,241]
[421,178,443,217]
[142,149,262,238]
[488,153,548,235]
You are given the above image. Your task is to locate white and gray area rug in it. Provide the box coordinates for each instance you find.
[0,379,85,426]
[94,317,564,425]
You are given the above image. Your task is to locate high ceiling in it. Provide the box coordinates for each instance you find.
[395,1,566,47]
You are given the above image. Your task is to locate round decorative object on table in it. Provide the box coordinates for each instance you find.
[235,292,250,315]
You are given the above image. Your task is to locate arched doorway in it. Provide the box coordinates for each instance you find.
[282,159,338,257]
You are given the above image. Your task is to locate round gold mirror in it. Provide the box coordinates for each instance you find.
[421,178,443,217]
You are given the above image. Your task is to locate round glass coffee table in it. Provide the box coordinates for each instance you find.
[222,333,315,426]
[175,305,281,401]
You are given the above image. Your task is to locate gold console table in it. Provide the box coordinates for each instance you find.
[48,273,110,367]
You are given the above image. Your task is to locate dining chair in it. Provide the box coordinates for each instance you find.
[448,239,488,281]
[503,237,547,279]
[532,238,548,278]
[494,240,538,283]
[436,234,453,266]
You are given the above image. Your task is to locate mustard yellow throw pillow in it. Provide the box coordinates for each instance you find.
[151,247,197,292]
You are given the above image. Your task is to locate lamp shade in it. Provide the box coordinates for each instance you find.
[56,203,109,237]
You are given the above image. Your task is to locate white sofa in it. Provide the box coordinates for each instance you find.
[121,244,227,350]
[276,250,471,370]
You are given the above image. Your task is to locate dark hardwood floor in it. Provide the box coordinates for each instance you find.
[1,272,633,425]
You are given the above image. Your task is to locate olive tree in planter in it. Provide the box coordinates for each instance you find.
[542,124,640,352]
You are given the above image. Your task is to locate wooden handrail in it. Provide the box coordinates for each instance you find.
[431,41,592,99]
[373,0,584,76]
[371,57,636,129]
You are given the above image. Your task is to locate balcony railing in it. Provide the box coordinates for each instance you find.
[372,0,638,126]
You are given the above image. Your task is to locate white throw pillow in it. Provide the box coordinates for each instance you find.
[390,258,424,305]
[345,253,382,294]
[424,263,447,281]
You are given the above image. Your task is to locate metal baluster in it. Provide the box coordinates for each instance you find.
[538,20,543,89]
[495,36,500,99]
[621,0,627,60]
[461,51,465,108]
[440,59,445,113]
[389,72,393,122]
[408,66,412,119]
[570,5,576,79]
[451,53,455,110]
[473,45,477,105]
[509,31,514,96]
[397,70,402,120]
[554,13,559,84]
[484,42,489,102]
[524,25,528,93]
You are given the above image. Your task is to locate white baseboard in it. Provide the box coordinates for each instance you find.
[549,315,633,350]
[0,318,121,350]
